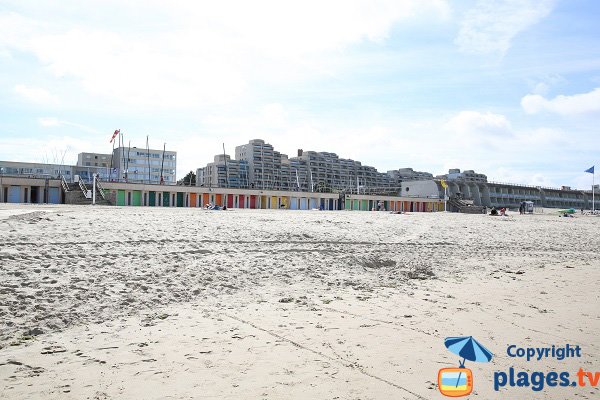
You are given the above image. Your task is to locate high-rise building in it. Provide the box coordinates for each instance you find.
[196,154,249,188]
[235,139,281,190]
[202,138,424,193]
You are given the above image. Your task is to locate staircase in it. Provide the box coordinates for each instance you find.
[447,196,485,214]
[62,177,112,205]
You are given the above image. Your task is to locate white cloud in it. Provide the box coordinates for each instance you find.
[0,136,91,164]
[261,103,287,128]
[38,117,61,127]
[14,84,58,104]
[37,117,102,135]
[444,110,512,142]
[527,74,566,95]
[521,87,600,115]
[455,0,555,55]
[0,1,450,109]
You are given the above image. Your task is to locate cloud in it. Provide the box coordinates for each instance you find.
[0,1,450,109]
[521,87,600,115]
[38,117,61,127]
[37,117,102,135]
[261,103,287,128]
[527,74,566,95]
[14,84,58,104]
[455,0,555,55]
[444,110,512,142]
[0,136,91,164]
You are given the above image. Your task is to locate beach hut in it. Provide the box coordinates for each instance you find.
[132,191,142,206]
[117,190,126,206]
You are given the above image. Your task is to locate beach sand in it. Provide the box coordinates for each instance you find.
[0,204,598,399]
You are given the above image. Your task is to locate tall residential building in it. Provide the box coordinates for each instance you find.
[211,138,420,193]
[111,146,177,184]
[288,149,393,193]
[196,154,249,188]
[235,139,280,190]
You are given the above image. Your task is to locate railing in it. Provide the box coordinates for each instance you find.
[486,181,578,192]
[95,178,107,200]
[60,175,69,192]
[78,179,91,199]
[437,179,586,193]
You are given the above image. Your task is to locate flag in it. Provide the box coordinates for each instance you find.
[585,166,595,174]
[110,129,120,143]
[441,179,448,189]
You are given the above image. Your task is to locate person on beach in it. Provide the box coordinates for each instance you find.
[490,207,498,216]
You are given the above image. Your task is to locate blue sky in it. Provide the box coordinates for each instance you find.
[0,0,599,188]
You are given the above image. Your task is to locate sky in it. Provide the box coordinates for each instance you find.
[0,0,599,189]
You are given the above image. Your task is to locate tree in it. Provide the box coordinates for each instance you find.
[178,171,196,186]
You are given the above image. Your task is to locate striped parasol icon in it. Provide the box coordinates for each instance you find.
[444,336,493,389]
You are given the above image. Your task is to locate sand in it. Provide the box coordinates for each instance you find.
[0,204,598,399]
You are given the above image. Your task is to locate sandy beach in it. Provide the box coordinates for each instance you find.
[0,204,598,399]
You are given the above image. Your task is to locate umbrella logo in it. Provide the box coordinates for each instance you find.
[438,336,493,397]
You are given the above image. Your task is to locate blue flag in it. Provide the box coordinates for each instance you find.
[585,166,595,174]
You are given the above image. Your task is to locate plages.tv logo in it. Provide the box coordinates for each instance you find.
[438,336,493,397]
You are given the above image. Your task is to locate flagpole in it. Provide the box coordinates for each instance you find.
[146,135,150,184]
[440,179,448,212]
[593,170,595,213]
[223,143,229,188]
[160,143,166,185]
[109,135,115,181]
[119,130,124,182]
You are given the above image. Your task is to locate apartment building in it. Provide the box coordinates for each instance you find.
[288,150,383,193]
[209,139,436,194]
[196,154,249,188]
[235,139,279,190]
[111,146,177,184]
[77,152,112,168]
